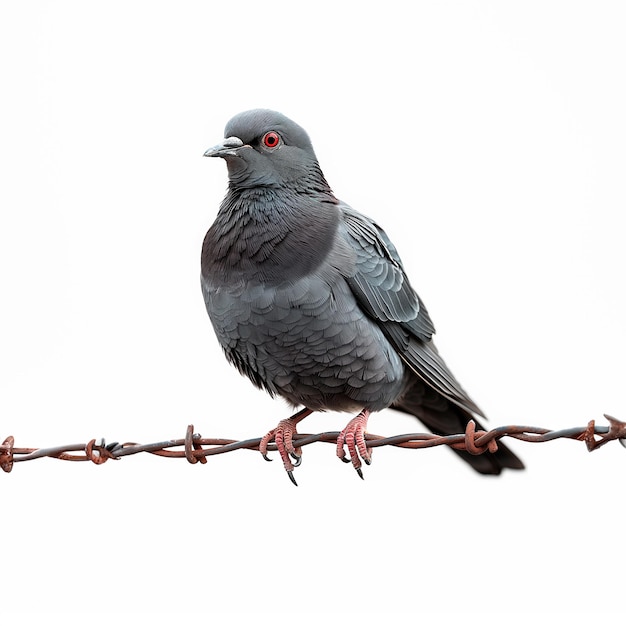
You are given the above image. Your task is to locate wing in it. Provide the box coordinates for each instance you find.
[339,203,484,417]
[340,203,435,341]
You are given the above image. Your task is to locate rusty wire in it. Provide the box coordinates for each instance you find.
[1,414,624,474]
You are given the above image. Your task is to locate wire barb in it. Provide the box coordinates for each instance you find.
[1,414,624,475]
[1,436,14,473]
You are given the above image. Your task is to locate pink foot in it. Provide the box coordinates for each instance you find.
[336,409,371,479]
[259,408,313,486]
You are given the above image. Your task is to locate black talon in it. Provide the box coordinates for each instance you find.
[287,470,298,487]
[290,452,302,467]
[356,467,364,480]
[364,458,371,466]
[340,456,351,464]
[262,453,272,462]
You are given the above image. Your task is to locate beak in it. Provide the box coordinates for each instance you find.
[203,136,244,158]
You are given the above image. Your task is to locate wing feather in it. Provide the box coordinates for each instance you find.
[340,203,483,417]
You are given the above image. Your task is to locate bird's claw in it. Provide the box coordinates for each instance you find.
[290,451,302,467]
[259,416,305,485]
[336,409,372,479]
[259,428,277,462]
[287,470,298,487]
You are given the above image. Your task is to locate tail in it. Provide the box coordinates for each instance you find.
[392,377,524,475]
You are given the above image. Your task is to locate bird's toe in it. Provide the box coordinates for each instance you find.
[336,409,372,478]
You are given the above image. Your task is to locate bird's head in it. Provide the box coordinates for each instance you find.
[204,109,329,190]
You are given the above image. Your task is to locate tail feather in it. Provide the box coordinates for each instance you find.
[392,377,524,475]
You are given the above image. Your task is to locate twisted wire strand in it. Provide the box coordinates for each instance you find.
[1,414,624,474]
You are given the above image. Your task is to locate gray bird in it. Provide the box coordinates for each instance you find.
[202,109,524,484]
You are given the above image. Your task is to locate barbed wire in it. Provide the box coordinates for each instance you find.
[1,414,624,475]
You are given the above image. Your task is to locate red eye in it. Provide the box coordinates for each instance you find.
[263,131,280,148]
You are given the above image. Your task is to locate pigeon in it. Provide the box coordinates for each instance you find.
[201,109,524,484]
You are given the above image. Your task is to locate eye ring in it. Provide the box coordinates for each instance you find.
[262,131,281,149]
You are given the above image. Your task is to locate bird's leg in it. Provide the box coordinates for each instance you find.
[336,409,371,479]
[259,408,313,485]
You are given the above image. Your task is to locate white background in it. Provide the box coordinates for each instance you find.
[1,1,625,623]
